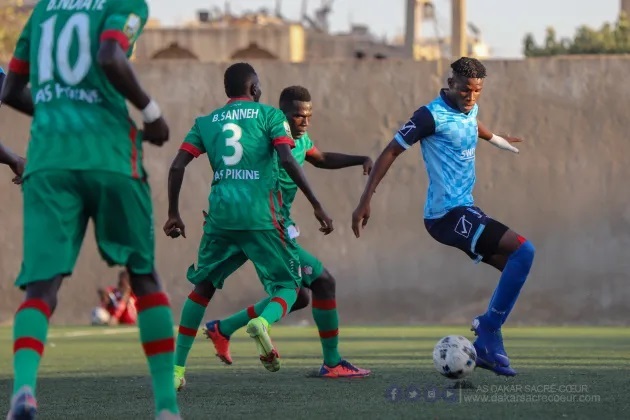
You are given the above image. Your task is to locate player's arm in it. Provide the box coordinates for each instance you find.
[97,40,152,113]
[0,141,25,182]
[275,144,333,234]
[305,146,373,174]
[269,110,333,233]
[478,120,521,154]
[110,291,130,321]
[97,289,110,307]
[0,142,20,167]
[0,16,34,116]
[352,106,435,238]
[97,1,168,145]
[164,123,206,238]
[276,144,319,205]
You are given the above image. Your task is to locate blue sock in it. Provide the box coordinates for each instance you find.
[485,240,535,330]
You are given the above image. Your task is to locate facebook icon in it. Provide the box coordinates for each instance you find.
[385,385,402,403]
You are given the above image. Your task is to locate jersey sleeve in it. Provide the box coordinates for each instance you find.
[267,108,295,148]
[394,106,436,150]
[8,13,34,75]
[100,0,149,55]
[304,136,319,157]
[180,122,206,158]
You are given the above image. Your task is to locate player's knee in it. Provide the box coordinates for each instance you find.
[517,239,535,264]
[310,270,336,299]
[290,288,311,312]
[193,281,216,301]
[511,239,535,278]
[128,270,162,297]
[25,276,63,313]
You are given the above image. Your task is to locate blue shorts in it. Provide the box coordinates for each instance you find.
[424,206,508,263]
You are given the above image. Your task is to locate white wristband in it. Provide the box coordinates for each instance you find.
[489,134,519,154]
[141,99,162,123]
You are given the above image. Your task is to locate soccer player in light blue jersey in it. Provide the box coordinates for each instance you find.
[351,57,535,377]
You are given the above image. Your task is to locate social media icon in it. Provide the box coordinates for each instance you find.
[442,388,459,404]
[385,385,401,403]
[406,385,421,402]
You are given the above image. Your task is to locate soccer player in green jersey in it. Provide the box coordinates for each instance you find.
[164,64,334,390]
[1,1,180,419]
[203,86,372,378]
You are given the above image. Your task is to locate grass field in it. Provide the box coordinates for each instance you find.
[1,326,629,419]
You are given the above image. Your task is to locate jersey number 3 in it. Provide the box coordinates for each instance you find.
[38,13,92,86]
[222,123,243,166]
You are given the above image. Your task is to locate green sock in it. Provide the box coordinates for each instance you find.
[12,299,51,396]
[136,292,179,416]
[312,298,341,366]
[259,288,298,325]
[219,297,270,337]
[175,291,209,367]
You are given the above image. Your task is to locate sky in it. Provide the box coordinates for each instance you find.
[147,0,620,58]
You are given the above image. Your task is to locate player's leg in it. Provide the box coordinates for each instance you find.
[306,266,371,378]
[174,228,246,389]
[89,172,179,417]
[295,245,369,377]
[239,229,302,372]
[203,274,310,365]
[176,281,216,371]
[203,281,270,365]
[8,171,88,420]
[424,206,518,376]
[480,230,534,326]
[471,221,535,374]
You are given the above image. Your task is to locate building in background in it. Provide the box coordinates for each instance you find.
[134,0,490,63]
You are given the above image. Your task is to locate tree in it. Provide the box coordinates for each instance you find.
[0,4,30,63]
[523,13,630,57]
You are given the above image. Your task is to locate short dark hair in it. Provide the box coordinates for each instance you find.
[279,85,311,109]
[450,57,487,79]
[224,62,257,97]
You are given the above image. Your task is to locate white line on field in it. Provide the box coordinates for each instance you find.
[47,327,139,338]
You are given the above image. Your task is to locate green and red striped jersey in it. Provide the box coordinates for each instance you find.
[10,0,149,178]
[181,98,295,231]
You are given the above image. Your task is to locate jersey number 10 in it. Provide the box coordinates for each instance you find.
[38,13,92,86]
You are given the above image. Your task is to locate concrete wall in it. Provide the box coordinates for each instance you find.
[1,57,629,326]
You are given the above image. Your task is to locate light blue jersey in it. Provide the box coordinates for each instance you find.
[394,90,479,219]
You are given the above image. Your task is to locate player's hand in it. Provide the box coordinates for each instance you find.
[9,156,25,184]
[313,204,334,235]
[362,157,373,175]
[142,117,170,146]
[164,214,186,238]
[351,200,371,238]
[499,133,523,144]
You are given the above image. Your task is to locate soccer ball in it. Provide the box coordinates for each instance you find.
[90,307,111,325]
[432,335,477,379]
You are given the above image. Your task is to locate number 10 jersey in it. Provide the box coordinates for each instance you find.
[9,0,149,179]
[180,98,296,231]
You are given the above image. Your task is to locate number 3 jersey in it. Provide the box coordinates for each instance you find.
[181,98,295,231]
[9,0,149,179]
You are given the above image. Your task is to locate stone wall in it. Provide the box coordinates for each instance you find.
[1,57,628,325]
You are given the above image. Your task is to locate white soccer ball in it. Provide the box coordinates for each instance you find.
[90,307,111,325]
[433,335,477,379]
